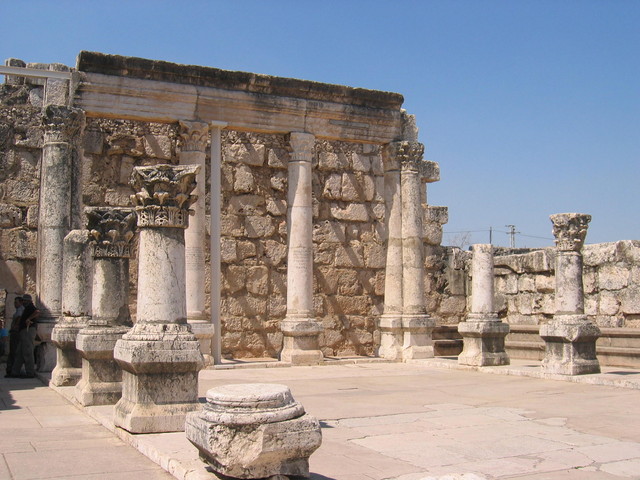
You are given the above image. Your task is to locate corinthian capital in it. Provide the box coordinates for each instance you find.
[288,132,315,162]
[178,120,210,152]
[85,207,137,258]
[550,213,591,252]
[383,141,424,172]
[42,105,85,143]
[130,164,200,228]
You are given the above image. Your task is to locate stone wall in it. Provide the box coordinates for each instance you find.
[0,81,41,302]
[491,241,640,328]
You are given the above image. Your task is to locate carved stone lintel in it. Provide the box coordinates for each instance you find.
[130,164,199,228]
[550,213,591,252]
[85,207,136,258]
[42,105,84,143]
[178,120,210,152]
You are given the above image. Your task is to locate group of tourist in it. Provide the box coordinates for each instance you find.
[3,294,40,378]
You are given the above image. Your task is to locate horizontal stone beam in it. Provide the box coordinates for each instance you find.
[73,72,403,144]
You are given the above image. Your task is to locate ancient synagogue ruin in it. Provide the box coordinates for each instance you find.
[2,51,640,380]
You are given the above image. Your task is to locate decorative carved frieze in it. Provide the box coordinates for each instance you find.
[130,164,199,229]
[85,207,137,258]
[550,213,591,252]
[42,105,84,143]
[178,120,210,152]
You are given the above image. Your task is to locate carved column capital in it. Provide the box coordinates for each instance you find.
[85,207,137,258]
[178,120,210,152]
[130,164,199,229]
[42,105,85,143]
[382,141,424,172]
[550,213,591,252]
[288,132,315,162]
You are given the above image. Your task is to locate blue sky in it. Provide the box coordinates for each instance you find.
[2,0,638,248]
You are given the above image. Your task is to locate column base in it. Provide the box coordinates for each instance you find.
[540,314,601,375]
[280,318,323,365]
[113,323,204,433]
[50,316,88,386]
[188,319,214,367]
[377,315,403,360]
[458,316,510,367]
[75,325,128,406]
[35,320,57,372]
[401,314,435,360]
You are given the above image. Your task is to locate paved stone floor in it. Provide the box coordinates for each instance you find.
[4,358,640,479]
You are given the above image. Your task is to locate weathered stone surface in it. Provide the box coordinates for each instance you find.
[143,134,171,159]
[186,383,321,479]
[330,203,369,222]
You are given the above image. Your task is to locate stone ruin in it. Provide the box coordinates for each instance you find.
[1,51,640,378]
[3,50,640,479]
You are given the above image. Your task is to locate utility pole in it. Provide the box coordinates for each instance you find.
[489,226,493,245]
[505,224,519,248]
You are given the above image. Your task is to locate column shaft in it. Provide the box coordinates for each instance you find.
[51,230,92,386]
[378,150,403,360]
[210,122,226,364]
[280,132,323,365]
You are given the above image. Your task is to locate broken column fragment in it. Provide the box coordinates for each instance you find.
[458,244,510,366]
[186,383,322,479]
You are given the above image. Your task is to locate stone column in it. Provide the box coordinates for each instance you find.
[75,207,136,406]
[51,230,92,386]
[541,213,600,375]
[378,144,404,360]
[113,165,204,433]
[37,106,84,332]
[280,132,323,365]
[209,121,226,364]
[179,120,213,365]
[458,244,510,366]
[399,141,434,359]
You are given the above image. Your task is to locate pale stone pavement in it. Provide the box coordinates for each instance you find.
[4,358,640,479]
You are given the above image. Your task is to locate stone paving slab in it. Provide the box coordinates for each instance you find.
[6,358,640,479]
[0,374,175,480]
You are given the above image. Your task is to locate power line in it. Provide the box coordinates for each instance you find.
[505,225,519,248]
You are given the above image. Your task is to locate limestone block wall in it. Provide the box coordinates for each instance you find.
[218,131,289,357]
[313,140,386,356]
[492,241,640,328]
[0,81,42,301]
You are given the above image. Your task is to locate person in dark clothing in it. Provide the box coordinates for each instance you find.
[10,294,39,378]
[5,296,24,378]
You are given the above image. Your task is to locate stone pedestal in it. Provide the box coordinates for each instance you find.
[542,213,600,375]
[281,133,323,365]
[402,315,434,359]
[378,316,403,360]
[51,229,92,386]
[458,244,509,367]
[179,121,214,364]
[37,106,84,362]
[76,207,136,406]
[186,383,322,479]
[114,165,204,433]
[540,315,601,375]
